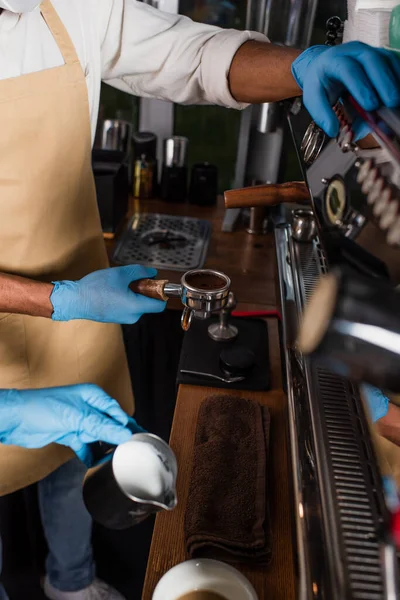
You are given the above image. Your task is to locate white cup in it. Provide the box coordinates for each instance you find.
[152,559,258,600]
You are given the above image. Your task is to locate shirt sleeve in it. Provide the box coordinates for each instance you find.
[97,0,268,108]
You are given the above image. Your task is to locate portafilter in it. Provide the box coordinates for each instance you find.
[130,268,231,331]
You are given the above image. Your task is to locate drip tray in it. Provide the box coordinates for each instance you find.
[113,213,211,271]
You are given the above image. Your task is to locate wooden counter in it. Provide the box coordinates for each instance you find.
[141,319,296,600]
[106,198,295,599]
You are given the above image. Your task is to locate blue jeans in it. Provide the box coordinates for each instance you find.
[0,457,94,596]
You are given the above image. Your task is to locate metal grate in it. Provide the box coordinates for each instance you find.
[314,368,384,600]
[295,240,327,302]
[113,213,211,272]
[294,237,385,599]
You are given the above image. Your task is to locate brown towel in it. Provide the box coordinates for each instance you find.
[184,395,272,566]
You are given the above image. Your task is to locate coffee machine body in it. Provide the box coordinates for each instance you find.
[268,99,400,600]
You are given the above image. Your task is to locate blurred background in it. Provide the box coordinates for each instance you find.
[100,0,347,193]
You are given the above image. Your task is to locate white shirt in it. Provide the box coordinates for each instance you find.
[0,1,266,144]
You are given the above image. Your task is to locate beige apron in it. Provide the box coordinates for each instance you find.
[0,0,134,495]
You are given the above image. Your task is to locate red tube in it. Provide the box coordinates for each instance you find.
[231,310,282,321]
[391,509,400,550]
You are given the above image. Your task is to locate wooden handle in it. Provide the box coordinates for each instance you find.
[224,181,310,209]
[129,279,169,301]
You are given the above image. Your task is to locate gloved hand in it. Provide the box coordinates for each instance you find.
[361,384,390,423]
[0,384,143,466]
[292,42,400,138]
[50,265,166,324]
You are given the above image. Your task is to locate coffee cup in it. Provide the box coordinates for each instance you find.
[152,559,258,600]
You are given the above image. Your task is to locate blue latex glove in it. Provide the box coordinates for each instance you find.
[292,42,400,138]
[50,265,166,324]
[0,384,143,466]
[350,115,372,142]
[361,384,390,423]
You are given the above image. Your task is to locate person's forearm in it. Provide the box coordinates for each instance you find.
[0,272,54,318]
[377,403,400,447]
[228,41,302,104]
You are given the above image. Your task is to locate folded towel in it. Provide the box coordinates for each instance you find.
[184,395,272,566]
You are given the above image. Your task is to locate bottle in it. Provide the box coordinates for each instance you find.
[133,154,154,199]
[132,132,158,196]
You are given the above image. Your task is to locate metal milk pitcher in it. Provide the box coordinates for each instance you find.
[83,433,178,530]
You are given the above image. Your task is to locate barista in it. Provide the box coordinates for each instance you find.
[0,0,399,599]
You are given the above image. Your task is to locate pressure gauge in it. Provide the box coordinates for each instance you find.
[325,177,347,226]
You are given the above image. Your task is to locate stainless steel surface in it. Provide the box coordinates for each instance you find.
[113,433,177,508]
[96,120,132,154]
[244,120,284,187]
[232,107,253,191]
[164,136,188,167]
[275,220,399,599]
[181,269,231,322]
[275,224,315,600]
[263,0,318,47]
[139,98,174,179]
[163,282,182,298]
[83,433,177,530]
[247,206,267,235]
[208,292,238,342]
[113,213,211,272]
[257,102,282,134]
[222,208,242,232]
[285,0,318,47]
[181,306,193,332]
[333,320,400,359]
[291,208,317,242]
[382,543,400,600]
[207,321,238,342]
[289,102,400,284]
[159,269,231,331]
[306,138,366,240]
[180,369,245,384]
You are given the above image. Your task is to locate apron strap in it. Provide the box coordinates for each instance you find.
[40,0,80,67]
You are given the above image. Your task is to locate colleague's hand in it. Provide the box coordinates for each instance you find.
[361,384,390,423]
[292,41,400,138]
[0,384,143,465]
[50,265,166,324]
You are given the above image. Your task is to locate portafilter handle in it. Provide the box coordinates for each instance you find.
[224,181,310,209]
[129,279,174,301]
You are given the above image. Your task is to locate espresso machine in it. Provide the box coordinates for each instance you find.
[224,64,400,600]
